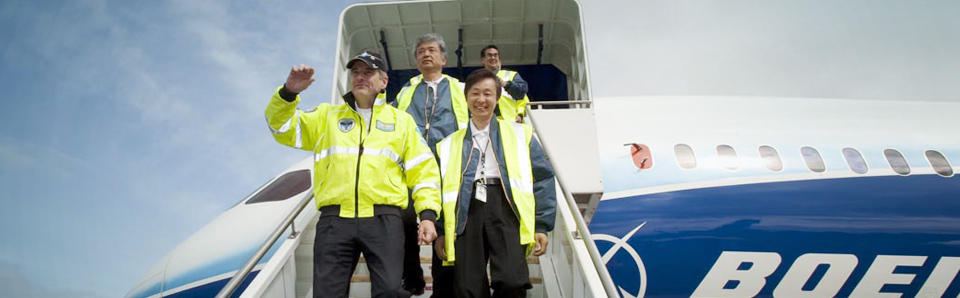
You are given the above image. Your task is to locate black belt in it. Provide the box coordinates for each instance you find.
[479,177,502,186]
[319,205,401,217]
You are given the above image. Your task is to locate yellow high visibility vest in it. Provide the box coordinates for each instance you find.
[265,87,441,218]
[435,118,536,264]
[396,74,470,130]
[496,70,530,122]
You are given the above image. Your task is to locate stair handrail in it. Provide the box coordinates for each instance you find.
[525,106,619,298]
[215,192,316,298]
[528,100,593,109]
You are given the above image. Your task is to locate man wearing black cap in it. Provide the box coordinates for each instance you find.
[265,50,441,298]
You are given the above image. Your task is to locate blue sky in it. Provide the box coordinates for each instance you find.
[2,0,960,297]
[0,0,355,296]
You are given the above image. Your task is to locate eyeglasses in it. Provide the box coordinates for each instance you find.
[484,52,500,58]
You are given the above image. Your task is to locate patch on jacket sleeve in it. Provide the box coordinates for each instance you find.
[338,118,355,132]
[376,120,395,132]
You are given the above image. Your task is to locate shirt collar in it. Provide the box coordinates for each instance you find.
[470,119,491,137]
[422,75,443,87]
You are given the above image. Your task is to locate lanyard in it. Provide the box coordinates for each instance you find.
[472,132,493,184]
[423,84,439,138]
[472,132,493,202]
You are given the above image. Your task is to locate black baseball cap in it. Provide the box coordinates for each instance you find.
[345,50,386,70]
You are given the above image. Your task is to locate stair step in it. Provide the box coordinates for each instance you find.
[348,275,542,284]
[347,282,545,298]
[298,237,545,298]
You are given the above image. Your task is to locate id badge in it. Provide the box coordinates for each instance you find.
[475,180,487,202]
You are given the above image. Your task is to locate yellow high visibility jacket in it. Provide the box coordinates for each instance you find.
[436,119,552,264]
[496,70,530,122]
[265,87,441,218]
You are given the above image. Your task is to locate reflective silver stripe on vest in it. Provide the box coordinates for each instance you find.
[268,110,299,134]
[314,147,402,166]
[294,111,303,148]
[363,148,403,166]
[442,191,458,204]
[266,111,303,148]
[497,71,516,100]
[404,152,435,172]
[438,137,455,204]
[438,138,453,178]
[509,178,534,194]
[315,146,360,162]
[412,182,440,194]
[512,122,534,194]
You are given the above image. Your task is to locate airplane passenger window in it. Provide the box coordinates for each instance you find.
[883,149,911,176]
[842,148,868,174]
[758,146,783,171]
[925,150,953,177]
[800,146,826,173]
[246,169,312,204]
[674,144,697,169]
[717,145,739,170]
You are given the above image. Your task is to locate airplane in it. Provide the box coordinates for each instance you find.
[126,0,960,297]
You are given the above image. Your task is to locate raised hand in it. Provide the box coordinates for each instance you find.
[285,64,315,94]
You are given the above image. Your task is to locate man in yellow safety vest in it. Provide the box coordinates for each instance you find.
[480,45,531,123]
[392,33,470,296]
[434,69,556,297]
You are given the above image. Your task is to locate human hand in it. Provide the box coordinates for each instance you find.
[533,233,549,256]
[418,220,437,245]
[285,64,315,93]
[434,235,446,260]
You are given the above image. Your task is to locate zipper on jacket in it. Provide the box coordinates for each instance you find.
[457,148,476,235]
[494,152,521,221]
[354,115,365,219]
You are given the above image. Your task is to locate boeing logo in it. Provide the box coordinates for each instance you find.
[693,251,960,298]
[594,222,648,298]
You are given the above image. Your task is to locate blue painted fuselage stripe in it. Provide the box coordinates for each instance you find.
[590,174,960,297]
[164,271,260,298]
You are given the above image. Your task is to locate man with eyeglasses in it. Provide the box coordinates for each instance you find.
[480,45,530,123]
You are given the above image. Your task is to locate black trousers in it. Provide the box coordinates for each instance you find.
[401,198,426,290]
[405,197,456,298]
[313,206,408,298]
[453,183,530,298]
[431,245,456,297]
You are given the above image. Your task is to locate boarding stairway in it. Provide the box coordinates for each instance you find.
[214,104,614,298]
[294,217,545,297]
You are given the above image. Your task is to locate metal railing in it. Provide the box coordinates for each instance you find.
[528,100,593,109]
[526,107,619,297]
[214,192,315,298]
